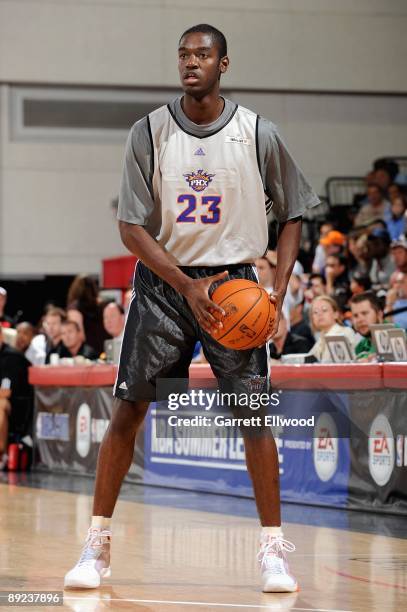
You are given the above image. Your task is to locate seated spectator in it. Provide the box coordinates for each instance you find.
[67,308,86,343]
[348,230,370,276]
[268,314,313,361]
[350,292,383,359]
[307,296,357,362]
[304,273,326,302]
[319,230,346,257]
[388,183,403,202]
[15,322,45,365]
[367,228,395,288]
[373,159,399,195]
[386,272,407,330]
[289,299,314,345]
[354,183,391,227]
[59,321,98,360]
[255,252,276,291]
[0,287,12,327]
[390,235,407,278]
[0,326,32,469]
[43,307,67,363]
[312,222,334,273]
[385,195,407,241]
[255,252,290,320]
[103,302,125,339]
[350,272,372,296]
[324,253,350,310]
[67,275,110,354]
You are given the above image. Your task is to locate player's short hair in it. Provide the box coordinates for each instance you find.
[350,291,383,313]
[179,24,227,58]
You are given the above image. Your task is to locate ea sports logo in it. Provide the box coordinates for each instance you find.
[313,413,338,482]
[76,403,91,458]
[369,414,395,486]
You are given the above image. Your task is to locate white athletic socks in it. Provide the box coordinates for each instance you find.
[91,516,111,530]
[261,526,283,538]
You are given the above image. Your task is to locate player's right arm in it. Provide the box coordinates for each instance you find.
[117,119,225,334]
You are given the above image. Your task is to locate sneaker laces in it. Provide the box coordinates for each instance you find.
[257,536,296,574]
[78,528,111,566]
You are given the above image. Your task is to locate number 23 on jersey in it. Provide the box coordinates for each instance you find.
[176,194,222,224]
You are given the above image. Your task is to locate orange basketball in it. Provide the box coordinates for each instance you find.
[210,279,275,350]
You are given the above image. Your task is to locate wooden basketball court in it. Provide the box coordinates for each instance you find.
[1,482,406,611]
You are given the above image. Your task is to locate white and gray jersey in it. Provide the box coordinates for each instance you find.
[118,97,320,266]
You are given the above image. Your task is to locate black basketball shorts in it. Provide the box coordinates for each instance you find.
[113,261,268,403]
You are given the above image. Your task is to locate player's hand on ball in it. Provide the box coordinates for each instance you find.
[184,271,228,334]
[266,292,283,340]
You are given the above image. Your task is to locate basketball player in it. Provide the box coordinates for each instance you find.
[64,24,319,593]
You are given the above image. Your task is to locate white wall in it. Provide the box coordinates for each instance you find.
[0,1,406,276]
[1,0,406,92]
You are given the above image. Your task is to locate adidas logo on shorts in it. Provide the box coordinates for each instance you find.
[119,381,128,390]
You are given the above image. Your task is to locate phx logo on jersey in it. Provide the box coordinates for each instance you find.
[183,169,215,192]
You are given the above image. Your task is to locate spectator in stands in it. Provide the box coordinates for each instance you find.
[390,236,407,276]
[307,296,357,362]
[103,302,125,340]
[15,322,45,365]
[268,313,313,361]
[43,307,66,364]
[319,230,346,257]
[312,222,334,273]
[385,272,407,330]
[304,273,326,312]
[350,292,383,360]
[350,272,372,296]
[67,275,109,354]
[324,253,350,310]
[388,183,403,202]
[348,231,370,276]
[354,183,391,227]
[0,326,32,470]
[373,159,399,195]
[0,287,12,327]
[60,321,98,360]
[67,309,86,342]
[255,252,276,291]
[289,299,314,345]
[367,228,395,288]
[385,195,407,241]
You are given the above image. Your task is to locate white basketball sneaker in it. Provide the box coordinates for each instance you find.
[64,528,111,589]
[258,534,298,593]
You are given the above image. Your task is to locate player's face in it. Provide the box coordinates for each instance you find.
[351,301,381,336]
[178,32,228,98]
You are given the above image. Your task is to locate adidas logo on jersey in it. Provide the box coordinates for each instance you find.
[194,147,205,156]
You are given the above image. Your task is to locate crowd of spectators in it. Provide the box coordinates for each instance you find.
[257,157,407,364]
[0,276,126,468]
[0,157,406,467]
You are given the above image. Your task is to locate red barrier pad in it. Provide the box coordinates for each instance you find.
[382,362,407,389]
[29,365,117,387]
[270,363,383,390]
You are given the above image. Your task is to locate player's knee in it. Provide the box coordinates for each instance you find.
[109,399,149,438]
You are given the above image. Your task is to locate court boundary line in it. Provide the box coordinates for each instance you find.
[63,596,351,611]
[324,565,407,591]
